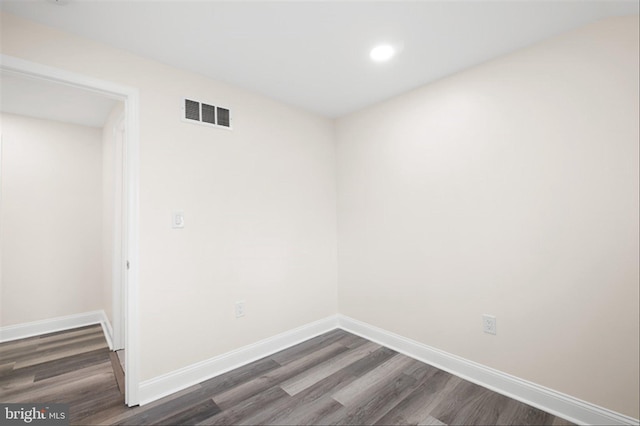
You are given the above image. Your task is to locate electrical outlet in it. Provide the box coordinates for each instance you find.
[172,210,185,229]
[482,314,496,335]
[235,301,245,318]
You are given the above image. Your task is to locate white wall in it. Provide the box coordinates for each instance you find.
[336,16,639,419]
[0,12,338,381]
[0,113,104,326]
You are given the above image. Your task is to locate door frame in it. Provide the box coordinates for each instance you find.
[111,114,126,352]
[0,54,141,406]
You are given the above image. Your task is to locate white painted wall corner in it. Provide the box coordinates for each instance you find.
[137,315,339,405]
[336,315,639,426]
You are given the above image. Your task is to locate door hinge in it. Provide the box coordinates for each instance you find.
[126,261,130,270]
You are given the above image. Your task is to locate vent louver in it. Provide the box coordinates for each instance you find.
[183,98,232,130]
[185,99,200,121]
[202,103,216,125]
[217,107,230,128]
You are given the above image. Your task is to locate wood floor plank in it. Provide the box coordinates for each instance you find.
[335,332,370,349]
[322,373,418,425]
[199,386,289,425]
[280,341,380,396]
[495,398,555,426]
[152,398,221,426]
[70,385,124,424]
[75,396,130,426]
[429,379,512,425]
[89,385,203,426]
[212,342,351,409]
[0,361,16,375]
[402,359,441,383]
[375,369,461,425]
[418,415,447,426]
[342,346,397,377]
[0,372,36,392]
[0,336,40,351]
[2,361,113,401]
[0,327,102,365]
[118,385,214,425]
[264,395,343,426]
[331,353,415,406]
[3,360,111,398]
[14,338,108,369]
[36,332,107,353]
[0,342,39,362]
[244,364,357,425]
[6,370,117,404]
[1,347,109,384]
[32,348,112,381]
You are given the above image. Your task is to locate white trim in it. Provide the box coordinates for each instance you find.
[100,312,114,350]
[1,56,134,101]
[138,315,339,405]
[111,113,126,351]
[337,315,640,426]
[0,310,112,343]
[0,54,141,407]
[123,80,140,407]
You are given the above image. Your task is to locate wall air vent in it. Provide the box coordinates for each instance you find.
[182,98,232,130]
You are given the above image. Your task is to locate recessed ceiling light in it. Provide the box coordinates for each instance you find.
[370,44,395,62]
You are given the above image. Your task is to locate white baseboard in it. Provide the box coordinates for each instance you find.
[138,315,340,405]
[337,315,639,426]
[3,311,637,425]
[0,310,114,348]
[100,313,114,350]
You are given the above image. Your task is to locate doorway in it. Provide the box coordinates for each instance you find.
[0,54,140,406]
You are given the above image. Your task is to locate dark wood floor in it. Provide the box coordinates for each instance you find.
[1,325,573,425]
